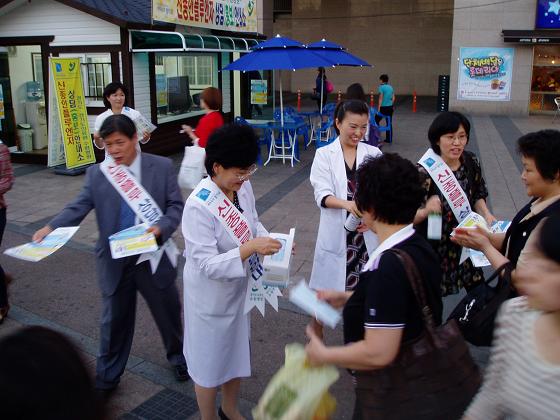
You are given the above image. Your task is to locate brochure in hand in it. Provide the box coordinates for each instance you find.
[289,280,341,329]
[109,223,158,259]
[4,226,80,262]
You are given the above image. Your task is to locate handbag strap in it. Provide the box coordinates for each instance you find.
[388,249,439,338]
[484,261,513,288]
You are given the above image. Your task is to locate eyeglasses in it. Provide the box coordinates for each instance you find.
[441,134,468,144]
[236,164,258,181]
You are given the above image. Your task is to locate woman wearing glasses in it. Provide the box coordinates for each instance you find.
[414,112,495,296]
[181,124,281,420]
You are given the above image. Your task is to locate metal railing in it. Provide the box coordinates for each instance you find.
[81,62,111,100]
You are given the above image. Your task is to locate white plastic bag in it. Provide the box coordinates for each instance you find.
[178,144,206,189]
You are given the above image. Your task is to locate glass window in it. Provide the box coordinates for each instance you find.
[155,52,219,123]
[59,53,112,107]
[530,46,560,112]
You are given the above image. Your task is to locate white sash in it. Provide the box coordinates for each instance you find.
[418,148,471,263]
[189,177,280,316]
[100,155,179,273]
[418,148,472,223]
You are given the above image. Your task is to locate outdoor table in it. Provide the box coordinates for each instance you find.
[246,119,306,167]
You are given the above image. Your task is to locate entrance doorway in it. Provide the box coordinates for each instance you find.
[530,45,560,113]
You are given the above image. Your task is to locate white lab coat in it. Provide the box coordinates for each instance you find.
[181,180,268,388]
[309,137,382,291]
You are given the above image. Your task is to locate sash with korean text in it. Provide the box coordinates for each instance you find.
[418,148,472,223]
[100,155,179,273]
[189,177,280,316]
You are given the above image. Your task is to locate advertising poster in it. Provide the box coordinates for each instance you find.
[250,79,267,105]
[152,0,257,33]
[0,85,4,120]
[536,0,560,29]
[156,74,167,107]
[50,58,96,169]
[457,47,514,101]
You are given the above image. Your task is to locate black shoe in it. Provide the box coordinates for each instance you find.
[218,406,231,420]
[95,386,117,402]
[174,363,190,382]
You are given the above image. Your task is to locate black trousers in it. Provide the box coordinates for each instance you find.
[375,105,394,143]
[0,208,7,307]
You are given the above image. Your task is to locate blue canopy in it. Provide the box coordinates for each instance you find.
[306,39,371,67]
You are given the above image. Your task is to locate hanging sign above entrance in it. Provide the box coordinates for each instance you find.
[152,0,257,33]
[48,58,96,169]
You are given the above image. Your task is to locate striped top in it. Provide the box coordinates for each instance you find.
[465,297,560,420]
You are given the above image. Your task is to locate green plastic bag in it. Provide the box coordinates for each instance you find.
[253,343,339,420]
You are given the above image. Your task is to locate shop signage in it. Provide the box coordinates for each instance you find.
[48,58,96,169]
[152,0,257,33]
[250,79,267,105]
[457,47,514,102]
[536,0,560,29]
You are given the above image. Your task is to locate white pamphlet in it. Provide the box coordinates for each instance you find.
[4,226,80,262]
[470,220,512,267]
[289,280,341,329]
[109,223,158,259]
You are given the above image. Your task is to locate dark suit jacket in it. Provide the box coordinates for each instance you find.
[49,153,184,296]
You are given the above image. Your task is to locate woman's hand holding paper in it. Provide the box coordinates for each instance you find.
[451,225,491,251]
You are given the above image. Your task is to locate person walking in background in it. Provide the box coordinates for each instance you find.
[93,81,151,150]
[375,74,395,144]
[464,213,560,420]
[312,67,328,111]
[309,100,382,339]
[0,139,13,324]
[182,87,224,148]
[32,114,188,396]
[414,112,495,297]
[0,326,105,419]
[182,124,281,420]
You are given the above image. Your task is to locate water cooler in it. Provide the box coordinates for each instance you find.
[25,81,47,149]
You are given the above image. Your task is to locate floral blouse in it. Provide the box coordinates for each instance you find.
[417,150,489,296]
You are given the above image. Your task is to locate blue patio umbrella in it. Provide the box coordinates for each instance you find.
[306,39,372,113]
[223,35,334,127]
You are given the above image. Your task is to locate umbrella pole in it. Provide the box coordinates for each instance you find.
[320,73,324,115]
[279,71,285,164]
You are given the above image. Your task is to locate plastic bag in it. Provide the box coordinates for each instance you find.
[178,144,206,189]
[253,344,339,420]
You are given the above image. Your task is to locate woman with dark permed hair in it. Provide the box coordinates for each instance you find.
[453,129,560,272]
[181,124,282,420]
[304,154,475,419]
[415,111,495,296]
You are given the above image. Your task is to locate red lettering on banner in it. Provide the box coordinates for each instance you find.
[226,211,240,229]
[437,169,452,183]
[449,188,462,202]
[240,231,251,243]
[234,220,249,238]
[127,187,141,200]
[218,200,231,217]
[114,170,127,184]
[453,196,466,209]
[120,179,135,193]
[442,179,456,193]
[108,165,118,174]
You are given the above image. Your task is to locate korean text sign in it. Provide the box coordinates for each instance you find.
[50,58,96,168]
[152,0,257,33]
[457,47,514,101]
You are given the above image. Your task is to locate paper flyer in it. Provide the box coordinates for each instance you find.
[109,224,158,259]
[4,226,80,262]
[470,220,512,267]
[289,280,341,329]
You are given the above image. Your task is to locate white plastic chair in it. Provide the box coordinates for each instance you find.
[554,97,560,122]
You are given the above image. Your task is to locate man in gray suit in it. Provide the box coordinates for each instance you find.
[33,114,188,395]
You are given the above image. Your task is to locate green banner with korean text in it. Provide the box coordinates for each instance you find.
[50,58,96,169]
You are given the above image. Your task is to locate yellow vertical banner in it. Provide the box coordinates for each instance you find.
[50,58,96,169]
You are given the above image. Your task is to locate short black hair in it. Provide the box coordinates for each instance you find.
[517,129,560,181]
[333,99,369,135]
[428,111,471,154]
[379,74,389,83]
[99,114,136,139]
[102,81,129,109]
[355,153,425,225]
[538,214,560,264]
[0,326,103,420]
[346,83,366,102]
[205,124,259,176]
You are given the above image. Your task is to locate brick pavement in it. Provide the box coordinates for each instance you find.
[0,101,557,419]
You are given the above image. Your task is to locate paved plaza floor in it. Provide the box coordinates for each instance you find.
[0,100,557,419]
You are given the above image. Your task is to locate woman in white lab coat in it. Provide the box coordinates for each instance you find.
[309,100,382,333]
[182,124,281,420]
